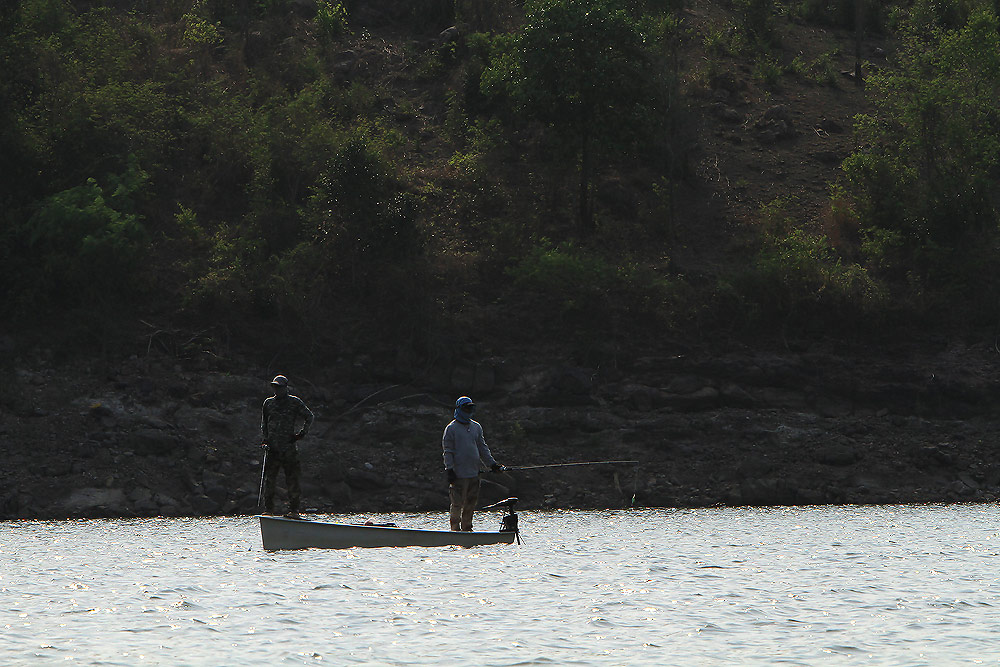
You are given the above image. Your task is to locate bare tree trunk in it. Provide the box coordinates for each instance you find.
[854,0,863,84]
[579,128,594,235]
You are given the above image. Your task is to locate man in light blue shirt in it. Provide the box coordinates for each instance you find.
[442,396,505,531]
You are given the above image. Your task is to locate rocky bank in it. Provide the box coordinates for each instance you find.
[3,337,1000,522]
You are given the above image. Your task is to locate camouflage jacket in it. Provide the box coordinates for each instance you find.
[261,395,315,446]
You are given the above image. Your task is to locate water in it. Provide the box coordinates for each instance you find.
[3,505,1000,665]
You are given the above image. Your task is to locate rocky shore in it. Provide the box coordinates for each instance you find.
[3,337,1000,521]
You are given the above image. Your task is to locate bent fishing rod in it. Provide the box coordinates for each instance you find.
[504,460,639,470]
[501,460,642,507]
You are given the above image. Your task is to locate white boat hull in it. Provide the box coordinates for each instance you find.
[258,515,518,550]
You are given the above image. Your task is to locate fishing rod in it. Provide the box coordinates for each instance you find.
[257,447,268,509]
[505,460,639,470]
[504,460,642,507]
[319,385,447,437]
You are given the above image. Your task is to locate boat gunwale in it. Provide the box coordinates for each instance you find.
[257,514,519,550]
[258,514,516,535]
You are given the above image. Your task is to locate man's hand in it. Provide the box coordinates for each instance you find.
[490,463,506,473]
[260,441,269,451]
[446,468,457,484]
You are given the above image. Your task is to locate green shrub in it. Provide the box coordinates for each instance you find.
[183,219,271,319]
[751,54,783,87]
[725,224,886,333]
[306,132,423,289]
[15,159,150,313]
[510,242,615,295]
[790,0,893,32]
[703,24,737,56]
[507,241,683,340]
[733,0,777,48]
[255,0,291,16]
[316,0,349,41]
[789,50,840,85]
[181,11,221,49]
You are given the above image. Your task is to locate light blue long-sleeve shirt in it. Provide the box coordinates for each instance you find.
[442,419,497,479]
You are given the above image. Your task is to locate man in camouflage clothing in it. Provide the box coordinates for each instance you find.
[261,375,315,518]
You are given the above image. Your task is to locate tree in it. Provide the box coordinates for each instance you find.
[843,7,1000,283]
[484,0,672,234]
[837,5,1000,324]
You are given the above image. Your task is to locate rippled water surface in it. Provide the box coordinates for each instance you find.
[4,505,1000,665]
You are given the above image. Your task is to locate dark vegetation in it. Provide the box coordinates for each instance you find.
[8,0,1000,519]
[3,0,1000,366]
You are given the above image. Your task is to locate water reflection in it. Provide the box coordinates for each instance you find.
[2,505,1000,664]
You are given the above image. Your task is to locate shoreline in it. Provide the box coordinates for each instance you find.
[4,341,999,521]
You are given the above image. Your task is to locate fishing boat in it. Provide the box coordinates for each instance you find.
[258,497,521,550]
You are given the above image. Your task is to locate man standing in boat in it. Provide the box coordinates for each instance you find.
[261,375,315,518]
[443,396,505,531]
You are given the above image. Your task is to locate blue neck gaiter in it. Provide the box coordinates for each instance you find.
[454,408,473,423]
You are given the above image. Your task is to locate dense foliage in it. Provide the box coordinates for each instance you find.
[482,0,680,232]
[2,0,1000,362]
[841,4,1000,322]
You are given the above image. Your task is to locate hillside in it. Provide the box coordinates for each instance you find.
[680,0,873,253]
[4,0,1000,520]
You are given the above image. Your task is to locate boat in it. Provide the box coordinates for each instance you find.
[258,497,521,550]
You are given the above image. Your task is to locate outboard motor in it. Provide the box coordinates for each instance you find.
[482,497,520,543]
[501,511,518,534]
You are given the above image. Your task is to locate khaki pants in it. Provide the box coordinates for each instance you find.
[449,476,480,531]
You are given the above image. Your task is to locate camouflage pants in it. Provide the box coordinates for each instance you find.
[449,476,480,531]
[263,444,301,514]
